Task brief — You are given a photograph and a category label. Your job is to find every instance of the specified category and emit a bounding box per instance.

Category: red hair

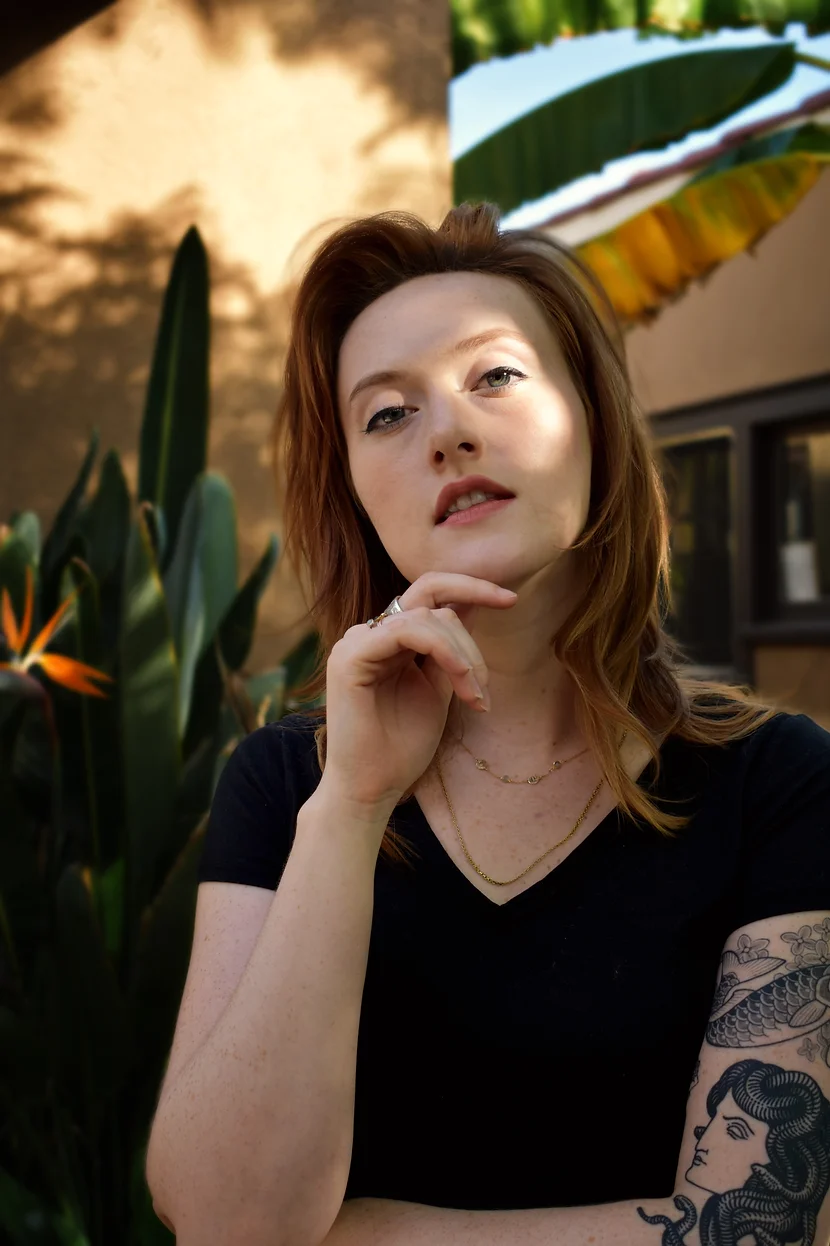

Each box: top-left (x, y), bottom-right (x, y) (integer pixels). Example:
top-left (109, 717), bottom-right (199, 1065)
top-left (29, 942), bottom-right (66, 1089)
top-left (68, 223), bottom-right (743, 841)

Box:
top-left (272, 202), bottom-right (775, 866)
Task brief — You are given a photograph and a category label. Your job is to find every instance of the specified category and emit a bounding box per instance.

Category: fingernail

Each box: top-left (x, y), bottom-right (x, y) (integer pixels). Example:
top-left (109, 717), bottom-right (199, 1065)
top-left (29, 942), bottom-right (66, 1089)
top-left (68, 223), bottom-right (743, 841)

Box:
top-left (476, 686), bottom-right (491, 712)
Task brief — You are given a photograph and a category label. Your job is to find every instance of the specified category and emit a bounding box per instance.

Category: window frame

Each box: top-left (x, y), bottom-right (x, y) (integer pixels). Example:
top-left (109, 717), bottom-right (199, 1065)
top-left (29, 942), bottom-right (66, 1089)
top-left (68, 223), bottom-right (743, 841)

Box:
top-left (649, 371), bottom-right (830, 684)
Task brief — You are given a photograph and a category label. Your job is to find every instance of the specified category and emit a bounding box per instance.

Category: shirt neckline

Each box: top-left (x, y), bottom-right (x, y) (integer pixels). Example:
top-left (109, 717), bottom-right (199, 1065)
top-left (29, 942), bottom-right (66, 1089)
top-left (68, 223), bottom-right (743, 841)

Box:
top-left (392, 739), bottom-right (673, 921)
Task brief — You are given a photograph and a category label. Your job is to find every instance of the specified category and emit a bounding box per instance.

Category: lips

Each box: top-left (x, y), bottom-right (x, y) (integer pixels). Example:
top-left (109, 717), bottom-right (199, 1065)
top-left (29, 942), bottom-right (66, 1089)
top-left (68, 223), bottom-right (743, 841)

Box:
top-left (433, 475), bottom-right (515, 524)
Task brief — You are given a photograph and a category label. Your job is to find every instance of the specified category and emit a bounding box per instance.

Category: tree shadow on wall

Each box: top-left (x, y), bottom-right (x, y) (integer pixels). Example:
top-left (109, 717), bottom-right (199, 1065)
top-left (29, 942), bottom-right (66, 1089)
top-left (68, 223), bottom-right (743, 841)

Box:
top-left (0, 158), bottom-right (290, 565)
top-left (180, 0), bottom-right (449, 131)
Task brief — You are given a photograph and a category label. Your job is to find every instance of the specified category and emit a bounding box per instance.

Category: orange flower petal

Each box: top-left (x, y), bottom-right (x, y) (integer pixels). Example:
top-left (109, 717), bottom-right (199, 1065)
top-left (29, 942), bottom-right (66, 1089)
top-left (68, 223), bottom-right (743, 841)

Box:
top-left (1, 587), bottom-right (22, 654)
top-left (34, 653), bottom-right (114, 699)
top-left (28, 587), bottom-right (79, 657)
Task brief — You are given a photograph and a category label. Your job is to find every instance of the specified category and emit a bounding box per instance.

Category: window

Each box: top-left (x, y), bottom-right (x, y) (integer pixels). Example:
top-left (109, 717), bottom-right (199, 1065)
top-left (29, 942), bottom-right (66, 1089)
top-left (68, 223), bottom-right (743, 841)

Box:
top-left (650, 373), bottom-right (830, 682)
top-left (660, 436), bottom-right (733, 669)
top-left (773, 426), bottom-right (830, 611)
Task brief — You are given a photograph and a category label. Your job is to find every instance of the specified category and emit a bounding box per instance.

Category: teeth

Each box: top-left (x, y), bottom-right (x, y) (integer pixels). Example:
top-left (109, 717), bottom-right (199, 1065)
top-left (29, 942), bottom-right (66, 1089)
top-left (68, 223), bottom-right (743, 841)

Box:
top-left (444, 489), bottom-right (497, 519)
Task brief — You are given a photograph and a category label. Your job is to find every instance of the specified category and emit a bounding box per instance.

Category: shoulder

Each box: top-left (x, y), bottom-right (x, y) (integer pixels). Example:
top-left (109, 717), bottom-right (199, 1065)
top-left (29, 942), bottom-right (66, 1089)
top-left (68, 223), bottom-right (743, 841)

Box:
top-left (198, 711), bottom-right (325, 889)
top-left (226, 710), bottom-right (324, 790)
top-left (656, 707), bottom-right (830, 822)
top-left (740, 710), bottom-right (830, 823)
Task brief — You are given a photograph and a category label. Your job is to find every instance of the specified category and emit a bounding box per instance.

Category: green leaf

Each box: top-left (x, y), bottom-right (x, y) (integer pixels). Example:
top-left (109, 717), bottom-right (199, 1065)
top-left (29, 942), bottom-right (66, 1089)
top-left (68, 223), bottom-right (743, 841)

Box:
top-left (130, 820), bottom-right (205, 1130)
top-left (54, 866), bottom-right (129, 1129)
top-left (218, 534), bottom-right (279, 671)
top-left (450, 0), bottom-right (830, 75)
top-left (138, 227), bottom-right (210, 567)
top-left (40, 430), bottom-right (99, 614)
top-left (162, 473), bottom-right (238, 738)
top-left (97, 858), bottom-right (125, 962)
top-left (453, 43), bottom-right (797, 214)
top-left (282, 630), bottom-right (324, 709)
top-left (244, 667), bottom-right (286, 725)
top-left (688, 119), bottom-right (830, 181)
top-left (0, 1164), bottom-right (90, 1246)
top-left (120, 512), bottom-right (181, 951)
top-left (56, 560), bottom-right (108, 869)
top-left (11, 512), bottom-right (41, 566)
top-left (77, 450), bottom-right (131, 586)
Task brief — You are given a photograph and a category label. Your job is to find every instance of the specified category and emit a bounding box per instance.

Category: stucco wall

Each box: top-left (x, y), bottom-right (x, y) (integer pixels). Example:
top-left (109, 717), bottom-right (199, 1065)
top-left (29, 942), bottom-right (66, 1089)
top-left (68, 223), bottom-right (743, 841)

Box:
top-left (755, 646), bottom-right (830, 732)
top-left (0, 0), bottom-right (451, 671)
top-left (626, 169), bottom-right (830, 416)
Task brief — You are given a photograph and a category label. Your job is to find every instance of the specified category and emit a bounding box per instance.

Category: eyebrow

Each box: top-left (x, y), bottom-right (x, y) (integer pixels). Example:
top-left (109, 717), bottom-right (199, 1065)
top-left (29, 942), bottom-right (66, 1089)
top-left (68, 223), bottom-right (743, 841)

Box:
top-left (347, 327), bottom-right (532, 406)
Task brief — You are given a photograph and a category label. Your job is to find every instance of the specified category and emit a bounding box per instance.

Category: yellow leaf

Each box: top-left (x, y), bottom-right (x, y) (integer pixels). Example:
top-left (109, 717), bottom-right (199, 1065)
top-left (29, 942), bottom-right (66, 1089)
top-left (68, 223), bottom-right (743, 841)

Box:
top-left (577, 154), bottom-right (830, 324)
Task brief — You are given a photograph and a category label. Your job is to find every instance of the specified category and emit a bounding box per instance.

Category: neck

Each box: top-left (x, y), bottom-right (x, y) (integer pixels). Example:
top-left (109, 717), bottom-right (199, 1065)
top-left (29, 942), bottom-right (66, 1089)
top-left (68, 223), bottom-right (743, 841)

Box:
top-left (450, 558), bottom-right (584, 751)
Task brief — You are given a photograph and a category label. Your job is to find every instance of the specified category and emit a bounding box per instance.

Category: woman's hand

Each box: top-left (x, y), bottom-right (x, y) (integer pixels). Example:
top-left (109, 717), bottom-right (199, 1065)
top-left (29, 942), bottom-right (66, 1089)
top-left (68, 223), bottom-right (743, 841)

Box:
top-left (320, 572), bottom-right (517, 821)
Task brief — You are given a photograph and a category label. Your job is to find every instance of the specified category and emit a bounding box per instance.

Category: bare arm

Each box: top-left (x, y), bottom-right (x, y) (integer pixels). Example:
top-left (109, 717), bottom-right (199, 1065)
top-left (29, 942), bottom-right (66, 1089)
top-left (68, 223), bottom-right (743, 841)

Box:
top-left (145, 781), bottom-right (391, 1246)
top-left (320, 909), bottom-right (830, 1246)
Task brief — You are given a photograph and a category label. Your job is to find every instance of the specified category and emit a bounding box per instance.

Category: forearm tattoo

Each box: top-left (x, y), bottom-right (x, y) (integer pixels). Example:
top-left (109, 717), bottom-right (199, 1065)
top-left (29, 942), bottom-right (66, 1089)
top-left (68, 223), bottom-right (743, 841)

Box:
top-left (636, 920), bottom-right (830, 1245)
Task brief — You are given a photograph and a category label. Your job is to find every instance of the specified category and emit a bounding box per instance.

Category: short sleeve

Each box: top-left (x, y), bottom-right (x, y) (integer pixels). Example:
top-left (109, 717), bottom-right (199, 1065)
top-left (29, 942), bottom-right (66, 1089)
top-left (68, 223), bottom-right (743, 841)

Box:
top-left (197, 715), bottom-right (322, 891)
top-left (734, 711), bottom-right (830, 929)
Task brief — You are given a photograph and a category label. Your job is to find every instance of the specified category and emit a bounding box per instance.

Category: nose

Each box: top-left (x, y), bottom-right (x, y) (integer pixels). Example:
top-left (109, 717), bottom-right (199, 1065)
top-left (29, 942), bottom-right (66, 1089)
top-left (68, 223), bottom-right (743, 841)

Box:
top-left (426, 390), bottom-right (481, 463)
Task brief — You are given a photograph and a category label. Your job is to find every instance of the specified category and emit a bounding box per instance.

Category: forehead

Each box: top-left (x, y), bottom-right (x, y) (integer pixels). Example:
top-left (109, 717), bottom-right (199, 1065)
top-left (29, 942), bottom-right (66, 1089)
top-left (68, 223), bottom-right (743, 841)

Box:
top-left (337, 270), bottom-right (555, 395)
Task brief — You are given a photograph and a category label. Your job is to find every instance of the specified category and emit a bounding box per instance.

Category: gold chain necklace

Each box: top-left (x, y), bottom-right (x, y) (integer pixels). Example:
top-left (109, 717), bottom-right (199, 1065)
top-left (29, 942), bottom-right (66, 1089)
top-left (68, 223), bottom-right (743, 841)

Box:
top-left (452, 715), bottom-right (588, 785)
top-left (434, 751), bottom-right (604, 886)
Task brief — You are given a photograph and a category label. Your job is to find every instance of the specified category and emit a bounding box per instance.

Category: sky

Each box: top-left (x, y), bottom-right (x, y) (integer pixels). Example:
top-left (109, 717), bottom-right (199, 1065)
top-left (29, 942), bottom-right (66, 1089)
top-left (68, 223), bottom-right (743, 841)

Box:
top-left (449, 25), bottom-right (830, 227)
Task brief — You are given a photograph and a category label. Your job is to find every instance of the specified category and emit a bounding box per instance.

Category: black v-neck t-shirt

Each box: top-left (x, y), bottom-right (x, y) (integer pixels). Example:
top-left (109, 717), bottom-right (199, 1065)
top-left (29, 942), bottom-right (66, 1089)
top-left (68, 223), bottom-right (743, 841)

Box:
top-left (196, 709), bottom-right (830, 1209)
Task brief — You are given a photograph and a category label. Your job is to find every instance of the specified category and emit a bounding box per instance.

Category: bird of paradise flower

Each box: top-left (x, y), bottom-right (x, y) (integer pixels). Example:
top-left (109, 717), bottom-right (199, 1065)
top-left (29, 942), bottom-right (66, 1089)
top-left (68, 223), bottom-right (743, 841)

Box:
top-left (0, 564), bottom-right (113, 699)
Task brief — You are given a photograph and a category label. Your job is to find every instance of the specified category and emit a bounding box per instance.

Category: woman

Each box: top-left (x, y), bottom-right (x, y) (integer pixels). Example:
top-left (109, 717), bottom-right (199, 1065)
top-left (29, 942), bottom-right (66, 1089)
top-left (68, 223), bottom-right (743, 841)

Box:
top-left (145, 204), bottom-right (830, 1246)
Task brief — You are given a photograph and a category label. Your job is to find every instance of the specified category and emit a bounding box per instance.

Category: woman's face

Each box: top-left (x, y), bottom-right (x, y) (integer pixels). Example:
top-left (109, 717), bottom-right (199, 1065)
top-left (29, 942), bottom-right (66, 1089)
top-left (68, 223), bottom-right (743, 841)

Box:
top-left (336, 271), bottom-right (592, 593)
top-left (685, 1090), bottom-right (770, 1194)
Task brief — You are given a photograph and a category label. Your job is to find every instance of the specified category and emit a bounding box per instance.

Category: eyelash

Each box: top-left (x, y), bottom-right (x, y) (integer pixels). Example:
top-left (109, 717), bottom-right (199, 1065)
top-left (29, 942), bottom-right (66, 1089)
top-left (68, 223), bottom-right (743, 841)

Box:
top-left (363, 365), bottom-right (526, 434)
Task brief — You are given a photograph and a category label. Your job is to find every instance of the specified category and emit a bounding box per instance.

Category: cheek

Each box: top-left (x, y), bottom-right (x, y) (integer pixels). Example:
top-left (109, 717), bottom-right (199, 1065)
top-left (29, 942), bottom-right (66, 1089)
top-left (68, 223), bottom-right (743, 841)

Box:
top-left (350, 455), bottom-right (409, 525)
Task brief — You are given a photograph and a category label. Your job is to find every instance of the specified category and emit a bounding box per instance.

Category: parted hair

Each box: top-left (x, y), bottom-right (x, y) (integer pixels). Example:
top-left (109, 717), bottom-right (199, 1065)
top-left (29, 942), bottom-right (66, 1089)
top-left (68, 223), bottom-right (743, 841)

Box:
top-left (272, 201), bottom-right (777, 867)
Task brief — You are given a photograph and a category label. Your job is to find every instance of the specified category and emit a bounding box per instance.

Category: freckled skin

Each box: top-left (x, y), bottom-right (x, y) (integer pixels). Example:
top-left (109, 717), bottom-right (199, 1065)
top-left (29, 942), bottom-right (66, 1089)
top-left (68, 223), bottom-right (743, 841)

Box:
top-left (336, 271), bottom-right (592, 597)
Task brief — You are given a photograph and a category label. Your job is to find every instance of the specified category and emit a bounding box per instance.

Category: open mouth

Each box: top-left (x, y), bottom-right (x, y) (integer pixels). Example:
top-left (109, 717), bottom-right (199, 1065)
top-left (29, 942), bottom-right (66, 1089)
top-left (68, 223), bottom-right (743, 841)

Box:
top-left (436, 493), bottom-right (515, 524)
top-left (437, 496), bottom-right (515, 526)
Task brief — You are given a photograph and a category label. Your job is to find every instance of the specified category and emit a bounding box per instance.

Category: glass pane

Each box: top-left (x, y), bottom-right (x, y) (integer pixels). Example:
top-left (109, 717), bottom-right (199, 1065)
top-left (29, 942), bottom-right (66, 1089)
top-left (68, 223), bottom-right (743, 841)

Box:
top-left (774, 428), bottom-right (830, 606)
top-left (661, 437), bottom-right (733, 667)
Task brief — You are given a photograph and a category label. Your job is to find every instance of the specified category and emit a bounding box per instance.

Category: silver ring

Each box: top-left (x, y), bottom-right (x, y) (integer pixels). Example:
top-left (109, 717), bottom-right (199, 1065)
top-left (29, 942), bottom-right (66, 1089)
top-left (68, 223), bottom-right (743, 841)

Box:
top-left (366, 596), bottom-right (404, 628)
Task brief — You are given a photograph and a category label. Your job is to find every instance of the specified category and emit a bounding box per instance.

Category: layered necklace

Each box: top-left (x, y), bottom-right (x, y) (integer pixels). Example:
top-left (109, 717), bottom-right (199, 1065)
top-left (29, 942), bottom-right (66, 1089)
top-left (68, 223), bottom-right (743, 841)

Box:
top-left (433, 710), bottom-right (624, 888)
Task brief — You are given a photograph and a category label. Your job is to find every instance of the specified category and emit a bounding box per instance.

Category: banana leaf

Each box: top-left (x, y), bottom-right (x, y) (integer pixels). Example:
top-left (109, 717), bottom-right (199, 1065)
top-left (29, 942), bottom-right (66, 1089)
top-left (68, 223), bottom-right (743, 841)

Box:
top-left (451, 0), bottom-right (830, 75)
top-left (138, 228), bottom-right (209, 567)
top-left (576, 143), bottom-right (830, 322)
top-left (454, 43), bottom-right (796, 214)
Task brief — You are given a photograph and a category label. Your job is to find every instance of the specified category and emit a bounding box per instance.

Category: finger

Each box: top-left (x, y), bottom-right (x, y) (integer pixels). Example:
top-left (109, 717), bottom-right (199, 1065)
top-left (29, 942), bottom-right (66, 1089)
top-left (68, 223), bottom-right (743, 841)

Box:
top-left (338, 611), bottom-right (487, 708)
top-left (431, 606), bottom-right (489, 689)
top-left (399, 572), bottom-right (516, 613)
